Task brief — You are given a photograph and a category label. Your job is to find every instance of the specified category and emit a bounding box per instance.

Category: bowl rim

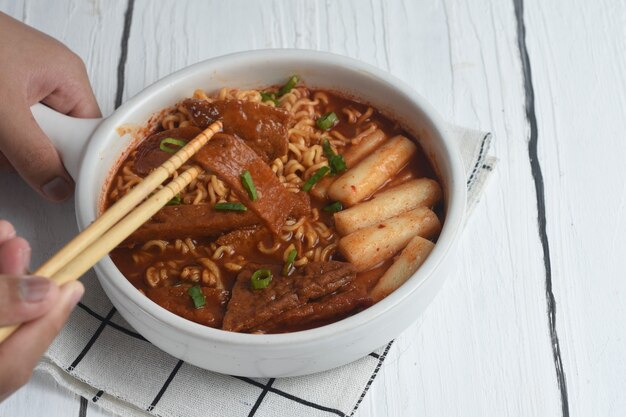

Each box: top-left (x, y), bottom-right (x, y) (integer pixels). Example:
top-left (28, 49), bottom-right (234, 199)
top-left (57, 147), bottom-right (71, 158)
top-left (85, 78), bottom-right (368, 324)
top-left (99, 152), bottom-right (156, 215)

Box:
top-left (77, 48), bottom-right (467, 347)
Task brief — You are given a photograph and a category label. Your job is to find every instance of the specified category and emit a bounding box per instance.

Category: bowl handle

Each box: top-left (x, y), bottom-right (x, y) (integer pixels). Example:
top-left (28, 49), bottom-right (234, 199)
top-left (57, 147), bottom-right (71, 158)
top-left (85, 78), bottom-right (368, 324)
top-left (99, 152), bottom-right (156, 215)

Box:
top-left (30, 103), bottom-right (103, 180)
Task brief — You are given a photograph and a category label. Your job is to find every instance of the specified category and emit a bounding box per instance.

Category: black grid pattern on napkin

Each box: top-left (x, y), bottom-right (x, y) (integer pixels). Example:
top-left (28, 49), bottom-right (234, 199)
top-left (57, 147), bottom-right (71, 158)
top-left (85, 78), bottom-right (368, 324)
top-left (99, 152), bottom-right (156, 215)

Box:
top-left (147, 360), bottom-right (184, 412)
top-left (68, 301), bottom-right (393, 416)
top-left (466, 133), bottom-right (492, 193)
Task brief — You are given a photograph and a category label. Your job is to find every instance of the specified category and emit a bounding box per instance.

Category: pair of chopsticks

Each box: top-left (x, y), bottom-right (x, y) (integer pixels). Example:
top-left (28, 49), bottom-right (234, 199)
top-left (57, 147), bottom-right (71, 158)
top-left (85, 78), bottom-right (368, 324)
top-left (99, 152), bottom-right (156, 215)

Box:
top-left (0, 121), bottom-right (223, 343)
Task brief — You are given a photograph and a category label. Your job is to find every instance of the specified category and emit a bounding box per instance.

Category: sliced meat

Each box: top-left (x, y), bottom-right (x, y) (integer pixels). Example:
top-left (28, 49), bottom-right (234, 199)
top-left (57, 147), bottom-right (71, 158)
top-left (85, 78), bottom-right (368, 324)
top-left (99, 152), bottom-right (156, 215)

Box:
top-left (192, 133), bottom-right (308, 234)
top-left (126, 193), bottom-right (310, 245)
top-left (182, 98), bottom-right (290, 161)
top-left (222, 261), bottom-right (356, 332)
top-left (250, 283), bottom-right (371, 333)
top-left (251, 265), bottom-right (384, 333)
top-left (215, 227), bottom-right (281, 265)
top-left (290, 191), bottom-right (312, 218)
top-left (146, 285), bottom-right (229, 328)
top-left (133, 126), bottom-right (202, 175)
top-left (214, 227), bottom-right (274, 256)
top-left (215, 227), bottom-right (262, 247)
top-left (125, 204), bottom-right (259, 245)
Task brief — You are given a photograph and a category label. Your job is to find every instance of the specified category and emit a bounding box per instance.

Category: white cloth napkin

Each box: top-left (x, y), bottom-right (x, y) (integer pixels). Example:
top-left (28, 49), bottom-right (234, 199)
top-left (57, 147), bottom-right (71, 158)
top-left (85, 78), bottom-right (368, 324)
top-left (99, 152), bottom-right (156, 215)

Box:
top-left (36, 126), bottom-right (495, 417)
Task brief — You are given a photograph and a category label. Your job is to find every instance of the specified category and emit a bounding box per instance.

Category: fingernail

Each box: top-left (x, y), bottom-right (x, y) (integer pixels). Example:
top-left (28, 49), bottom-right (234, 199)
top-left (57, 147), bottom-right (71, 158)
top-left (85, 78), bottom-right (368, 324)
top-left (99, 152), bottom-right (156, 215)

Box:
top-left (19, 276), bottom-right (51, 302)
top-left (42, 177), bottom-right (72, 202)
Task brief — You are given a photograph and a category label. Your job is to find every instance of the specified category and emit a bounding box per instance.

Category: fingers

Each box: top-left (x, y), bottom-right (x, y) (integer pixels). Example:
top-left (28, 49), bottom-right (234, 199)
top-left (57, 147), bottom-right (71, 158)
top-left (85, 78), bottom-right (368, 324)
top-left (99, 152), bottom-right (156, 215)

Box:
top-left (0, 227), bottom-right (59, 326)
top-left (0, 221), bottom-right (28, 274)
top-left (0, 13), bottom-right (101, 202)
top-left (0, 151), bottom-right (14, 172)
top-left (0, 236), bottom-right (30, 274)
top-left (0, 275), bottom-right (59, 326)
top-left (0, 103), bottom-right (74, 202)
top-left (41, 60), bottom-right (102, 119)
top-left (0, 220), bottom-right (16, 244)
top-left (0, 281), bottom-right (83, 401)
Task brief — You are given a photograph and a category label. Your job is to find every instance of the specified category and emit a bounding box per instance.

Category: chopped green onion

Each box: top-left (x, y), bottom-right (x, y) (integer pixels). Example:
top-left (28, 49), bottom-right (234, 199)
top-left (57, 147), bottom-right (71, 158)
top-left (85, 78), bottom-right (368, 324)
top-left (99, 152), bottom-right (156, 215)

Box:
top-left (214, 202), bottom-right (247, 212)
top-left (316, 112), bottom-right (339, 131)
top-left (260, 91), bottom-right (279, 106)
top-left (278, 75), bottom-right (299, 97)
top-left (166, 194), bottom-right (182, 206)
top-left (322, 138), bottom-right (334, 157)
top-left (187, 285), bottom-right (206, 309)
top-left (329, 154), bottom-right (346, 175)
top-left (322, 139), bottom-right (347, 175)
top-left (159, 137), bottom-right (187, 154)
top-left (261, 74), bottom-right (299, 104)
top-left (283, 249), bottom-right (298, 276)
top-left (322, 201), bottom-right (343, 213)
top-left (302, 166), bottom-right (330, 192)
top-left (251, 268), bottom-right (273, 290)
top-left (240, 170), bottom-right (258, 201)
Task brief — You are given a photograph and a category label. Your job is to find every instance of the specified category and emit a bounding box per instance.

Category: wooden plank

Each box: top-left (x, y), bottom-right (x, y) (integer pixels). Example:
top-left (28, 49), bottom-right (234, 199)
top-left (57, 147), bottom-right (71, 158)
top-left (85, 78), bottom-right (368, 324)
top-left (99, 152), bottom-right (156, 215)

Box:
top-left (123, 1), bottom-right (561, 416)
top-left (361, 0), bottom-right (563, 414)
top-left (0, 0), bottom-right (578, 416)
top-left (1, 373), bottom-right (82, 417)
top-left (523, 1), bottom-right (626, 416)
top-left (0, 1), bottom-right (127, 416)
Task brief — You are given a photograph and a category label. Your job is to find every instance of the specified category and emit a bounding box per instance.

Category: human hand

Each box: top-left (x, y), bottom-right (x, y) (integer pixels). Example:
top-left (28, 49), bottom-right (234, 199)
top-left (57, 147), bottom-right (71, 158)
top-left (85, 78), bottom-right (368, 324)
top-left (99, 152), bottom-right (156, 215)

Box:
top-left (0, 220), bottom-right (84, 402)
top-left (0, 12), bottom-right (101, 202)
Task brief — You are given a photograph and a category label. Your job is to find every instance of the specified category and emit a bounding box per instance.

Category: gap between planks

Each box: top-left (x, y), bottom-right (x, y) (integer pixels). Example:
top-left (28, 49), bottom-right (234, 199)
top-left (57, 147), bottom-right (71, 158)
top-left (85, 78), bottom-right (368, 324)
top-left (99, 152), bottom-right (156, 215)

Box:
top-left (513, 0), bottom-right (570, 416)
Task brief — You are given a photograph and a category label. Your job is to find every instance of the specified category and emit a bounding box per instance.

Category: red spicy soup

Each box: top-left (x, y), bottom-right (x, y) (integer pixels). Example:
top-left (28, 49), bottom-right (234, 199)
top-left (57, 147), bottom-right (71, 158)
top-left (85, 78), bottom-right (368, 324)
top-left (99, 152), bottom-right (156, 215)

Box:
top-left (105, 82), bottom-right (442, 334)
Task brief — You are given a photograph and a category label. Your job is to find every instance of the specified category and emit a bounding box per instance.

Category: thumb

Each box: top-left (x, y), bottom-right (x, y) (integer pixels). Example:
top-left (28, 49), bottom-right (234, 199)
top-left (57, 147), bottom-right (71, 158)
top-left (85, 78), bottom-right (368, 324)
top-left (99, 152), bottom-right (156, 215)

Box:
top-left (0, 101), bottom-right (73, 202)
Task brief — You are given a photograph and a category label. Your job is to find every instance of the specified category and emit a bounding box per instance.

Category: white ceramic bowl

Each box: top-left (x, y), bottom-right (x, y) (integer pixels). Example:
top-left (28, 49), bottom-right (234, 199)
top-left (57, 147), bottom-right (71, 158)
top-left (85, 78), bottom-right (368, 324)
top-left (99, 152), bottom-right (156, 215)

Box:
top-left (33, 49), bottom-right (466, 377)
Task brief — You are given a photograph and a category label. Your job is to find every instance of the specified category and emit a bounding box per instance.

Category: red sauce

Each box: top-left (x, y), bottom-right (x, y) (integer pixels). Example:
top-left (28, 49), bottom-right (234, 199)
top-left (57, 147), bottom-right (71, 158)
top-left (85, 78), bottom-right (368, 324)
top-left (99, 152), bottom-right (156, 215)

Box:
top-left (105, 88), bottom-right (442, 333)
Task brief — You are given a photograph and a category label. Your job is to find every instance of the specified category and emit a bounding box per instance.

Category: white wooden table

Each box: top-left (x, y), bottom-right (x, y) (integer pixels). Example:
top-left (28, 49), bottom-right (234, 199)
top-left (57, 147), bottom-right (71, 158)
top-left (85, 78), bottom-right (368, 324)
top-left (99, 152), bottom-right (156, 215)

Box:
top-left (1, 0), bottom-right (625, 416)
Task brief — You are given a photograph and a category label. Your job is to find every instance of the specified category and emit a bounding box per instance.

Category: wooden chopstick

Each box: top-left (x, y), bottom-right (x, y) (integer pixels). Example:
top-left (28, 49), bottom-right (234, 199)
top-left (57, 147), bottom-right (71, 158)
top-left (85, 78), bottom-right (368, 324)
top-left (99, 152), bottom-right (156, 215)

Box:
top-left (50, 166), bottom-right (201, 285)
top-left (0, 122), bottom-right (222, 344)
top-left (0, 167), bottom-right (201, 343)
top-left (36, 121), bottom-right (222, 278)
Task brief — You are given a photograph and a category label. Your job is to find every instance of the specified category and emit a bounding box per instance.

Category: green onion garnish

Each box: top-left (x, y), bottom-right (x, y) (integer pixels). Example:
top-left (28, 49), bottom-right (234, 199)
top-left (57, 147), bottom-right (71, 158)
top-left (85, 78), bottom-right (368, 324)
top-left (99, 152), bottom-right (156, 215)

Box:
top-left (166, 194), bottom-right (182, 206)
top-left (260, 91), bottom-right (279, 106)
top-left (240, 170), bottom-right (258, 201)
top-left (251, 268), bottom-right (273, 290)
top-left (316, 112), bottom-right (339, 131)
top-left (330, 155), bottom-right (347, 174)
top-left (187, 285), bottom-right (206, 309)
top-left (214, 202), bottom-right (247, 212)
top-left (159, 137), bottom-right (187, 154)
top-left (322, 139), bottom-right (347, 175)
top-left (283, 249), bottom-right (298, 276)
top-left (260, 74), bottom-right (299, 104)
top-left (302, 166), bottom-right (330, 192)
top-left (322, 201), bottom-right (343, 213)
top-left (278, 75), bottom-right (299, 97)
